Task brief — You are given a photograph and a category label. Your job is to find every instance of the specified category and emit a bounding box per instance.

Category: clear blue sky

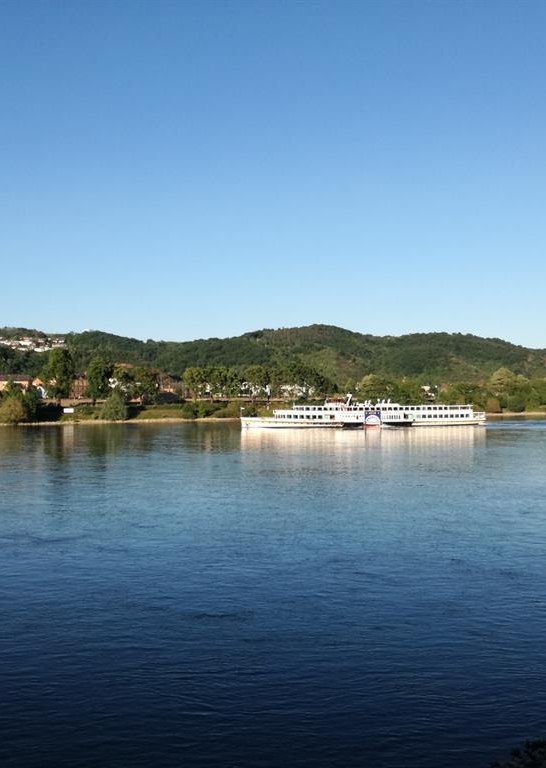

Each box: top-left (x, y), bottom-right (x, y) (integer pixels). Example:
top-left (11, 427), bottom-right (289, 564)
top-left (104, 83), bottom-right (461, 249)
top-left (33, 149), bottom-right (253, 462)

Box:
top-left (1, 0), bottom-right (545, 346)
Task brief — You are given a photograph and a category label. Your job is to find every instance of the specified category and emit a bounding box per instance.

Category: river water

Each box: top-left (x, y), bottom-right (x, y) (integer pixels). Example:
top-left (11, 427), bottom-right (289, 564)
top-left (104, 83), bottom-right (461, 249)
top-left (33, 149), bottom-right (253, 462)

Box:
top-left (1, 421), bottom-right (545, 767)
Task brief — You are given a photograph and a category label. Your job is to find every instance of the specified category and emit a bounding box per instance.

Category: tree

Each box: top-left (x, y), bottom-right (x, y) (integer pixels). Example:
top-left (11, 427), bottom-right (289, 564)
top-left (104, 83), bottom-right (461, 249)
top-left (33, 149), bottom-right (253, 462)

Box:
top-left (132, 367), bottom-right (159, 403)
top-left (485, 396), bottom-right (502, 413)
top-left (397, 379), bottom-right (428, 405)
top-left (22, 387), bottom-right (40, 420)
top-left (244, 365), bottom-right (270, 391)
top-left (85, 356), bottom-right (113, 405)
top-left (506, 393), bottom-right (526, 412)
top-left (182, 367), bottom-right (206, 399)
top-left (0, 394), bottom-right (27, 424)
top-left (0, 383), bottom-right (39, 423)
top-left (43, 348), bottom-right (75, 401)
top-left (111, 365), bottom-right (135, 396)
top-left (438, 382), bottom-right (486, 407)
top-left (489, 368), bottom-right (520, 396)
top-left (99, 389), bottom-right (128, 421)
top-left (224, 368), bottom-right (242, 397)
top-left (357, 374), bottom-right (399, 403)
top-left (206, 365), bottom-right (228, 397)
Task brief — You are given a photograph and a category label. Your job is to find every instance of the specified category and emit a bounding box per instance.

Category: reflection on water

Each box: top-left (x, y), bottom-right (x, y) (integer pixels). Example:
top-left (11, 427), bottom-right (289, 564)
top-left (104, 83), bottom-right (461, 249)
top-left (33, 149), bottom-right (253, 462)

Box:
top-left (240, 424), bottom-right (485, 453)
top-left (241, 425), bottom-right (485, 475)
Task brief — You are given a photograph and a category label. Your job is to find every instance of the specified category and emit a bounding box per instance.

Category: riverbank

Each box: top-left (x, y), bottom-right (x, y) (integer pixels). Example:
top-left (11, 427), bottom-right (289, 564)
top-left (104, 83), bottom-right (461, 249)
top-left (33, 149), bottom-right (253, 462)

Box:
top-left (487, 411), bottom-right (546, 417)
top-left (2, 417), bottom-right (241, 427)
top-left (3, 413), bottom-right (546, 427)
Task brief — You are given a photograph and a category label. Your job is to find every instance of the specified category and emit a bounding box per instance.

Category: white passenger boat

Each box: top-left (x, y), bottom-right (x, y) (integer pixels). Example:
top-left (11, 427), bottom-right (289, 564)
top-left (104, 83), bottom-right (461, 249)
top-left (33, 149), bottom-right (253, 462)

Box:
top-left (240, 395), bottom-right (485, 429)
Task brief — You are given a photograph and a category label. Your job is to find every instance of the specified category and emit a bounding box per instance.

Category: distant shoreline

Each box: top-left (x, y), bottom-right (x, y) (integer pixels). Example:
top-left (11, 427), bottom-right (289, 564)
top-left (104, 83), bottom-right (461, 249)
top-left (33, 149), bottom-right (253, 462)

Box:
top-left (2, 413), bottom-right (546, 428)
top-left (0, 417), bottom-right (241, 427)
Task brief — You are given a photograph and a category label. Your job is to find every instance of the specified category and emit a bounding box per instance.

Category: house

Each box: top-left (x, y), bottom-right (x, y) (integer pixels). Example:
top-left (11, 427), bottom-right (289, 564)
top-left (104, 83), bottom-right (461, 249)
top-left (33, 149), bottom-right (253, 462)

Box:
top-left (69, 375), bottom-right (88, 399)
top-left (32, 378), bottom-right (48, 398)
top-left (158, 372), bottom-right (178, 394)
top-left (0, 374), bottom-right (32, 393)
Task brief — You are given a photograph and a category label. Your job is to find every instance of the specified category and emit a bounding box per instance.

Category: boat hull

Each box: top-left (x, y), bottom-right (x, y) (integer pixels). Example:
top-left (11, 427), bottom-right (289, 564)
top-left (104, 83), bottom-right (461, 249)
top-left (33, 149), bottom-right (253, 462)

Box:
top-left (241, 417), bottom-right (341, 429)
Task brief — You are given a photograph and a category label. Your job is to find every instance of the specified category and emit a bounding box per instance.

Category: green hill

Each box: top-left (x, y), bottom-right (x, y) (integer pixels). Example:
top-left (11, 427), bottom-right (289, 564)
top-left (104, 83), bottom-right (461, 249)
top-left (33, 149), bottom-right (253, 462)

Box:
top-left (2, 324), bottom-right (545, 385)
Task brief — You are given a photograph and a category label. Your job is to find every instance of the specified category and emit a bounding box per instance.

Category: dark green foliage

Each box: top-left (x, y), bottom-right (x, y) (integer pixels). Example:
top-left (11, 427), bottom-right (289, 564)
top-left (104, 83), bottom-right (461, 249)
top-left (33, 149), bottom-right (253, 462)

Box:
top-left (212, 401), bottom-right (244, 418)
top-left (73, 405), bottom-right (97, 419)
top-left (43, 325), bottom-right (543, 385)
top-left (196, 401), bottom-right (222, 419)
top-left (485, 396), bottom-right (502, 413)
top-left (507, 393), bottom-right (526, 412)
top-left (43, 348), bottom-right (75, 400)
top-left (85, 356), bottom-right (113, 403)
top-left (132, 367), bottom-right (160, 403)
top-left (0, 394), bottom-right (27, 424)
top-left (22, 387), bottom-right (40, 420)
top-left (99, 390), bottom-right (128, 421)
top-left (4, 326), bottom-right (546, 414)
top-left (0, 346), bottom-right (43, 377)
top-left (240, 404), bottom-right (258, 417)
top-left (0, 383), bottom-right (40, 423)
top-left (179, 402), bottom-right (198, 419)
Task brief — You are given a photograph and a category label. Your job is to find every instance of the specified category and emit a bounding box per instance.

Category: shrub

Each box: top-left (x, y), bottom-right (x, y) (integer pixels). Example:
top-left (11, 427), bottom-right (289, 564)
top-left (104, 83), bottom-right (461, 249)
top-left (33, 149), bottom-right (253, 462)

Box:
top-left (99, 390), bottom-right (128, 421)
top-left (0, 396), bottom-right (27, 424)
top-left (196, 401), bottom-right (221, 418)
top-left (213, 402), bottom-right (243, 418)
top-left (485, 397), bottom-right (502, 413)
top-left (74, 405), bottom-right (97, 419)
top-left (180, 402), bottom-right (198, 419)
top-left (506, 393), bottom-right (526, 413)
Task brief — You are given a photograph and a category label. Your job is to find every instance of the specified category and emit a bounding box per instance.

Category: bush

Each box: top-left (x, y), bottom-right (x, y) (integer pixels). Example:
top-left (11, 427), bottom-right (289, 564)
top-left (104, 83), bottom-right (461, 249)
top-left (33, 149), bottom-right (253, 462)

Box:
top-left (196, 401), bottom-right (222, 418)
top-left (213, 402), bottom-right (243, 418)
top-left (99, 390), bottom-right (128, 421)
top-left (485, 397), bottom-right (502, 413)
top-left (74, 405), bottom-right (98, 419)
top-left (22, 387), bottom-right (40, 420)
top-left (180, 402), bottom-right (198, 419)
top-left (506, 393), bottom-right (526, 413)
top-left (0, 396), bottom-right (27, 424)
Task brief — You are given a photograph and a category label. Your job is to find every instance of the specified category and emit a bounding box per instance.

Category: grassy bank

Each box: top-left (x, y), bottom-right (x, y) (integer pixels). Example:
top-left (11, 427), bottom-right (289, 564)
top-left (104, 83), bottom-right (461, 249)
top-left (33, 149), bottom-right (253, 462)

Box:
top-left (51, 401), bottom-right (245, 424)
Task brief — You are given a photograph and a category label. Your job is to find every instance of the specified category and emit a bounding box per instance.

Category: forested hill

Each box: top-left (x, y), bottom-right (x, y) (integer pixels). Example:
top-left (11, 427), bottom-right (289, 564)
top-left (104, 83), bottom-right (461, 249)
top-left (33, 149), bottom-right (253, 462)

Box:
top-left (1, 324), bottom-right (546, 383)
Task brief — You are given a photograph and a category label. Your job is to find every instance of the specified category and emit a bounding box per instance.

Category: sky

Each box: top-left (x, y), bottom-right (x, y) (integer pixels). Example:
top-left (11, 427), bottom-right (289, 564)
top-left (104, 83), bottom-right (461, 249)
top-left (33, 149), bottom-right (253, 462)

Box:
top-left (1, 0), bottom-right (545, 347)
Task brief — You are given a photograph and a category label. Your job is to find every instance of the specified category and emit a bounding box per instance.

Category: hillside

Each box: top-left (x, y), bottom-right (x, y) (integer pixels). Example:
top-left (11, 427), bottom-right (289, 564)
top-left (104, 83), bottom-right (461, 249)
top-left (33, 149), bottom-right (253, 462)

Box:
top-left (2, 324), bottom-right (546, 384)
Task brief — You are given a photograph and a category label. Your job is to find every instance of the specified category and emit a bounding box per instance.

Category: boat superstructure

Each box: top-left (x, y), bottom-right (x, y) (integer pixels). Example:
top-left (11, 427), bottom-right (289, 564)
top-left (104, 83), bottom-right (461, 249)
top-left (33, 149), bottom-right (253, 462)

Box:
top-left (240, 395), bottom-right (485, 429)
top-left (241, 401), bottom-right (345, 429)
top-left (372, 401), bottom-right (485, 427)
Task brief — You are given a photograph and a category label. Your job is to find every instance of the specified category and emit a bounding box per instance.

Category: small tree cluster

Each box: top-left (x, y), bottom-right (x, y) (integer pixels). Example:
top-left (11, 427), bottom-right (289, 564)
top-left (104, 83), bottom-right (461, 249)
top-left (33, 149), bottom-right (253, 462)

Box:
top-left (0, 383), bottom-right (40, 424)
top-left (439, 368), bottom-right (546, 412)
top-left (111, 365), bottom-right (160, 403)
top-left (99, 389), bottom-right (128, 421)
top-left (181, 363), bottom-right (334, 400)
top-left (43, 348), bottom-right (75, 401)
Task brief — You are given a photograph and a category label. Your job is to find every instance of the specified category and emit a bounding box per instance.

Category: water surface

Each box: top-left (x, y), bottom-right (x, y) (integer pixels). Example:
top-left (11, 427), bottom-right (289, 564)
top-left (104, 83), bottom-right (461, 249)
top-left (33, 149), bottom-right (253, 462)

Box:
top-left (1, 422), bottom-right (546, 767)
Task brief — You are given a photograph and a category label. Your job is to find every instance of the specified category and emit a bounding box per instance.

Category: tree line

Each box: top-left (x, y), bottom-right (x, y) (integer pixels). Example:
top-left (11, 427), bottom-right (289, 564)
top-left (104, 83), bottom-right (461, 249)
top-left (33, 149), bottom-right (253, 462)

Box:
top-left (1, 347), bottom-right (546, 424)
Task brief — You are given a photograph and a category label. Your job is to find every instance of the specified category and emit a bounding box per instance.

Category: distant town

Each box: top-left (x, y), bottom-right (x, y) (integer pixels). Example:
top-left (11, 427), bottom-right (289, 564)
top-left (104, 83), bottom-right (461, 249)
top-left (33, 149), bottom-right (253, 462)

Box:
top-left (0, 333), bottom-right (66, 354)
